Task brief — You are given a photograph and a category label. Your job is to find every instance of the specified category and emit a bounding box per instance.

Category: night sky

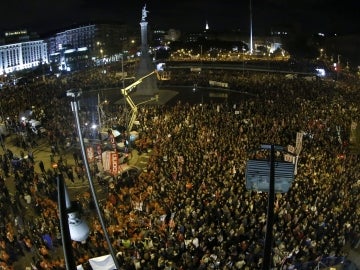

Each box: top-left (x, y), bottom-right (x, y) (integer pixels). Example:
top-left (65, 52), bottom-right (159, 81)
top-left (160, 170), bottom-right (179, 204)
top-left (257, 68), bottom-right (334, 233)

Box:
top-left (0, 0), bottom-right (359, 35)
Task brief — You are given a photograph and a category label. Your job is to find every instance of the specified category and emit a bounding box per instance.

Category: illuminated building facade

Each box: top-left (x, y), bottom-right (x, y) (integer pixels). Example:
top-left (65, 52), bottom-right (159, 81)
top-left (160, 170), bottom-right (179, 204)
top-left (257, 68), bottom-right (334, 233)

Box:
top-left (0, 23), bottom-right (134, 75)
top-left (47, 23), bottom-right (133, 71)
top-left (0, 40), bottom-right (48, 75)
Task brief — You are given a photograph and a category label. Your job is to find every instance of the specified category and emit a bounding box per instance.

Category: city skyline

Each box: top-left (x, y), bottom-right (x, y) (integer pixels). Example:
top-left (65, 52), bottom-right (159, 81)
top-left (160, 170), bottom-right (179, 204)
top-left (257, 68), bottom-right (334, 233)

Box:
top-left (0, 0), bottom-right (359, 36)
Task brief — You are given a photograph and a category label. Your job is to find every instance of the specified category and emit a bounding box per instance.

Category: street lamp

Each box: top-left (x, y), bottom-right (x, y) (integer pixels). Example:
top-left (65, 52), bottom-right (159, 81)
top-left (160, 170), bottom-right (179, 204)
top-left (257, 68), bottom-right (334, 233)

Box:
top-left (66, 89), bottom-right (121, 270)
top-left (245, 144), bottom-right (295, 269)
top-left (121, 54), bottom-right (125, 89)
top-left (242, 46), bottom-right (246, 76)
top-left (119, 54), bottom-right (129, 150)
top-left (57, 173), bottom-right (89, 269)
top-left (97, 95), bottom-right (109, 131)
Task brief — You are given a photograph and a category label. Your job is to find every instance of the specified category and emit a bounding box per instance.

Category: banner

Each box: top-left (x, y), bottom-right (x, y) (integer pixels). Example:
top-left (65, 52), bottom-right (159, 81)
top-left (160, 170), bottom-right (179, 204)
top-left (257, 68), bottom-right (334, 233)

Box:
top-left (190, 67), bottom-right (201, 72)
top-left (284, 154), bottom-right (295, 163)
top-left (111, 152), bottom-right (118, 175)
top-left (97, 144), bottom-right (102, 162)
top-left (102, 151), bottom-right (111, 171)
top-left (109, 133), bottom-right (116, 150)
top-left (209, 92), bottom-right (228, 98)
top-left (88, 254), bottom-right (116, 270)
top-left (86, 146), bottom-right (94, 163)
top-left (102, 151), bottom-right (120, 174)
top-left (115, 71), bottom-right (127, 78)
top-left (287, 145), bottom-right (296, 154)
top-left (284, 144), bottom-right (302, 175)
top-left (209, 80), bottom-right (229, 88)
top-left (295, 132), bottom-right (304, 155)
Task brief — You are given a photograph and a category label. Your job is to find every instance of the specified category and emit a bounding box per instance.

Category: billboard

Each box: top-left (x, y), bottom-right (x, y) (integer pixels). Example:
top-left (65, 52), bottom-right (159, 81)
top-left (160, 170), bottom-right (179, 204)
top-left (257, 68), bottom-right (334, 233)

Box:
top-left (245, 159), bottom-right (295, 193)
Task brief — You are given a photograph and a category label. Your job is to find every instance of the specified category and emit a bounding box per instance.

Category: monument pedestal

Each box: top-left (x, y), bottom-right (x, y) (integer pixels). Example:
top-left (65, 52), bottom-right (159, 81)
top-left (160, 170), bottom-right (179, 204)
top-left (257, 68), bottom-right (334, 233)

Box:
top-left (136, 19), bottom-right (157, 96)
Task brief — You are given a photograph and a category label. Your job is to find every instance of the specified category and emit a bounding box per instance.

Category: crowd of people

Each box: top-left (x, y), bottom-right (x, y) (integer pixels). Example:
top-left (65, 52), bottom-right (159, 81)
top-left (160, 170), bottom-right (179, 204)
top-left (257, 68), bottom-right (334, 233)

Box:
top-left (0, 63), bottom-right (359, 269)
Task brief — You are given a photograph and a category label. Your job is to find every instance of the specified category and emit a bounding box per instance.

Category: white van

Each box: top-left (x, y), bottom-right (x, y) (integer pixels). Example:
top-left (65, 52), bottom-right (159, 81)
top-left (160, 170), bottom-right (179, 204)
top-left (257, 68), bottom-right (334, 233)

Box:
top-left (28, 119), bottom-right (46, 135)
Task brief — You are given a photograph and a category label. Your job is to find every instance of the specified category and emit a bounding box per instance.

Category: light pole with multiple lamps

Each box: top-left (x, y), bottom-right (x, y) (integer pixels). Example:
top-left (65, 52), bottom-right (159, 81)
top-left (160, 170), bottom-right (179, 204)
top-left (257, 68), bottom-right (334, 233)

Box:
top-left (57, 173), bottom-right (90, 269)
top-left (65, 89), bottom-right (121, 269)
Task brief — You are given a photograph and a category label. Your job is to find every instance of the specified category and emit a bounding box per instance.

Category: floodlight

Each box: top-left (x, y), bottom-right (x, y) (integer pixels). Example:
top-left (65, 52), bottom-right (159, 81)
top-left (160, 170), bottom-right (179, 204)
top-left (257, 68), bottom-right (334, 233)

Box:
top-left (62, 176), bottom-right (90, 242)
top-left (68, 212), bottom-right (89, 242)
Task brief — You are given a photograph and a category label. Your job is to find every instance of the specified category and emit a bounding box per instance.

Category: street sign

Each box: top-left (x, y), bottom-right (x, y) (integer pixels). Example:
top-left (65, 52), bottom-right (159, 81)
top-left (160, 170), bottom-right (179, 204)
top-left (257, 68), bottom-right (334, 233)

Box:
top-left (245, 159), bottom-right (295, 193)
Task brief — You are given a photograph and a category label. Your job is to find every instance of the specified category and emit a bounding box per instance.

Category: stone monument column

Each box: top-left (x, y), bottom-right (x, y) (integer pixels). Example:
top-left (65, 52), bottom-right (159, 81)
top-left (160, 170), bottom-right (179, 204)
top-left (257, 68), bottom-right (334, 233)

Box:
top-left (136, 4), bottom-right (158, 96)
top-left (140, 21), bottom-right (148, 54)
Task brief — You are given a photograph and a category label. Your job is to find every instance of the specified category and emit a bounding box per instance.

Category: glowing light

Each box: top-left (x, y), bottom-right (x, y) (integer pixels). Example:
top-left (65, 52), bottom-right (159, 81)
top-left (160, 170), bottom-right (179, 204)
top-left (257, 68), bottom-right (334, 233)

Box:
top-left (64, 49), bottom-right (76, 54)
top-left (315, 68), bottom-right (326, 77)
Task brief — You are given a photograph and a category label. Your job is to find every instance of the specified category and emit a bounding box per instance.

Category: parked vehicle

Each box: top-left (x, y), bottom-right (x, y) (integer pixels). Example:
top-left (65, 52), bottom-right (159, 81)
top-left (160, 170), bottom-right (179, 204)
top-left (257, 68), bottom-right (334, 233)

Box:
top-left (28, 119), bottom-right (47, 135)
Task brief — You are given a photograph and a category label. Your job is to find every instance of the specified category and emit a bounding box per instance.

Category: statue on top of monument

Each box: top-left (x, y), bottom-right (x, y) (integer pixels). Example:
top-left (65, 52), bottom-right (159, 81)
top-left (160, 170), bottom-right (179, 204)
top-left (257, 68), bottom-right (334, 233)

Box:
top-left (141, 4), bottom-right (149, 21)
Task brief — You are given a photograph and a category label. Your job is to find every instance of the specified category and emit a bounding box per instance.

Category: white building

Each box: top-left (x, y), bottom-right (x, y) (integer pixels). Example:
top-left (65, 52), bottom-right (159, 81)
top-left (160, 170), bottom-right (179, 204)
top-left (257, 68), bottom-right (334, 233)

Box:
top-left (0, 40), bottom-right (48, 75)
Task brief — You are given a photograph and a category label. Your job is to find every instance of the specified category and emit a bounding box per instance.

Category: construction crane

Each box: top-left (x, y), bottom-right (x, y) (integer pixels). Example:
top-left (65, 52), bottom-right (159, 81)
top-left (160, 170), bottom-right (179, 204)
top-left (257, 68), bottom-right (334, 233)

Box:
top-left (121, 69), bottom-right (170, 132)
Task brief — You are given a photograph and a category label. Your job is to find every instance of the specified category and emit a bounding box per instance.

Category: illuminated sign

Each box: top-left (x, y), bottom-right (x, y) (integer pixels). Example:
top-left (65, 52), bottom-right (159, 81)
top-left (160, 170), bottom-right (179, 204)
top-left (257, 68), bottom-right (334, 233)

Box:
top-left (5, 30), bottom-right (27, 37)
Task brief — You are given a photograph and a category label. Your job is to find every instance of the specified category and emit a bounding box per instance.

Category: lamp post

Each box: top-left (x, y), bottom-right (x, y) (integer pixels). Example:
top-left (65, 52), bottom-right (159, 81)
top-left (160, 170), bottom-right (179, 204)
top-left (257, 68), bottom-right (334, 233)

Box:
top-left (121, 54), bottom-right (125, 120)
top-left (242, 46), bottom-right (246, 76)
top-left (57, 172), bottom-right (90, 269)
top-left (97, 94), bottom-right (102, 131)
top-left (57, 173), bottom-right (77, 270)
top-left (262, 144), bottom-right (276, 270)
top-left (97, 95), bottom-right (109, 131)
top-left (121, 54), bottom-right (125, 89)
top-left (245, 144), bottom-right (295, 269)
top-left (67, 89), bottom-right (121, 270)
top-left (337, 54), bottom-right (341, 81)
top-left (120, 54), bottom-right (129, 152)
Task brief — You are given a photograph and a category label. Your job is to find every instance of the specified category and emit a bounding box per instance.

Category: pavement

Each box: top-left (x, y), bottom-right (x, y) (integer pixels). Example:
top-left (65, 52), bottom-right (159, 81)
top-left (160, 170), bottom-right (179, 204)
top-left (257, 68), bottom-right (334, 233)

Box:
top-left (1, 132), bottom-right (150, 194)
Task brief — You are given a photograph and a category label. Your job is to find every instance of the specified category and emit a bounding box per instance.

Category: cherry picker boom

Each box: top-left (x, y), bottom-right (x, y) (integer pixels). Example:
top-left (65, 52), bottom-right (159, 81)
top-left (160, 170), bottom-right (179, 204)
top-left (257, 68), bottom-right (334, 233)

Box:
top-left (121, 70), bottom-right (170, 132)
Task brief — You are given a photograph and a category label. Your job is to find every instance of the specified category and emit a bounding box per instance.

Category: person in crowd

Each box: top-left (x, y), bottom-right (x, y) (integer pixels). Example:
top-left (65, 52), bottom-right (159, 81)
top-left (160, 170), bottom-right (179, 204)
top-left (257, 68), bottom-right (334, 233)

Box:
top-left (0, 64), bottom-right (359, 269)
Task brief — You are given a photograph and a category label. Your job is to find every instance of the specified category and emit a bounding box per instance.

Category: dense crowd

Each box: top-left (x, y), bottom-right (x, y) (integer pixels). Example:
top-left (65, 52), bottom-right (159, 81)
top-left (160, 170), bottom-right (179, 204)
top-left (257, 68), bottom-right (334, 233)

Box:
top-left (0, 64), bottom-right (359, 269)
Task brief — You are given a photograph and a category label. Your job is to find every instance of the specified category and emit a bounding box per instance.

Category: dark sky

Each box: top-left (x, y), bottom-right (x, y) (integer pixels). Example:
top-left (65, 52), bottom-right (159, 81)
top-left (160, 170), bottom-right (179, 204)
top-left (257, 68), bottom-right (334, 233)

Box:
top-left (0, 0), bottom-right (359, 35)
